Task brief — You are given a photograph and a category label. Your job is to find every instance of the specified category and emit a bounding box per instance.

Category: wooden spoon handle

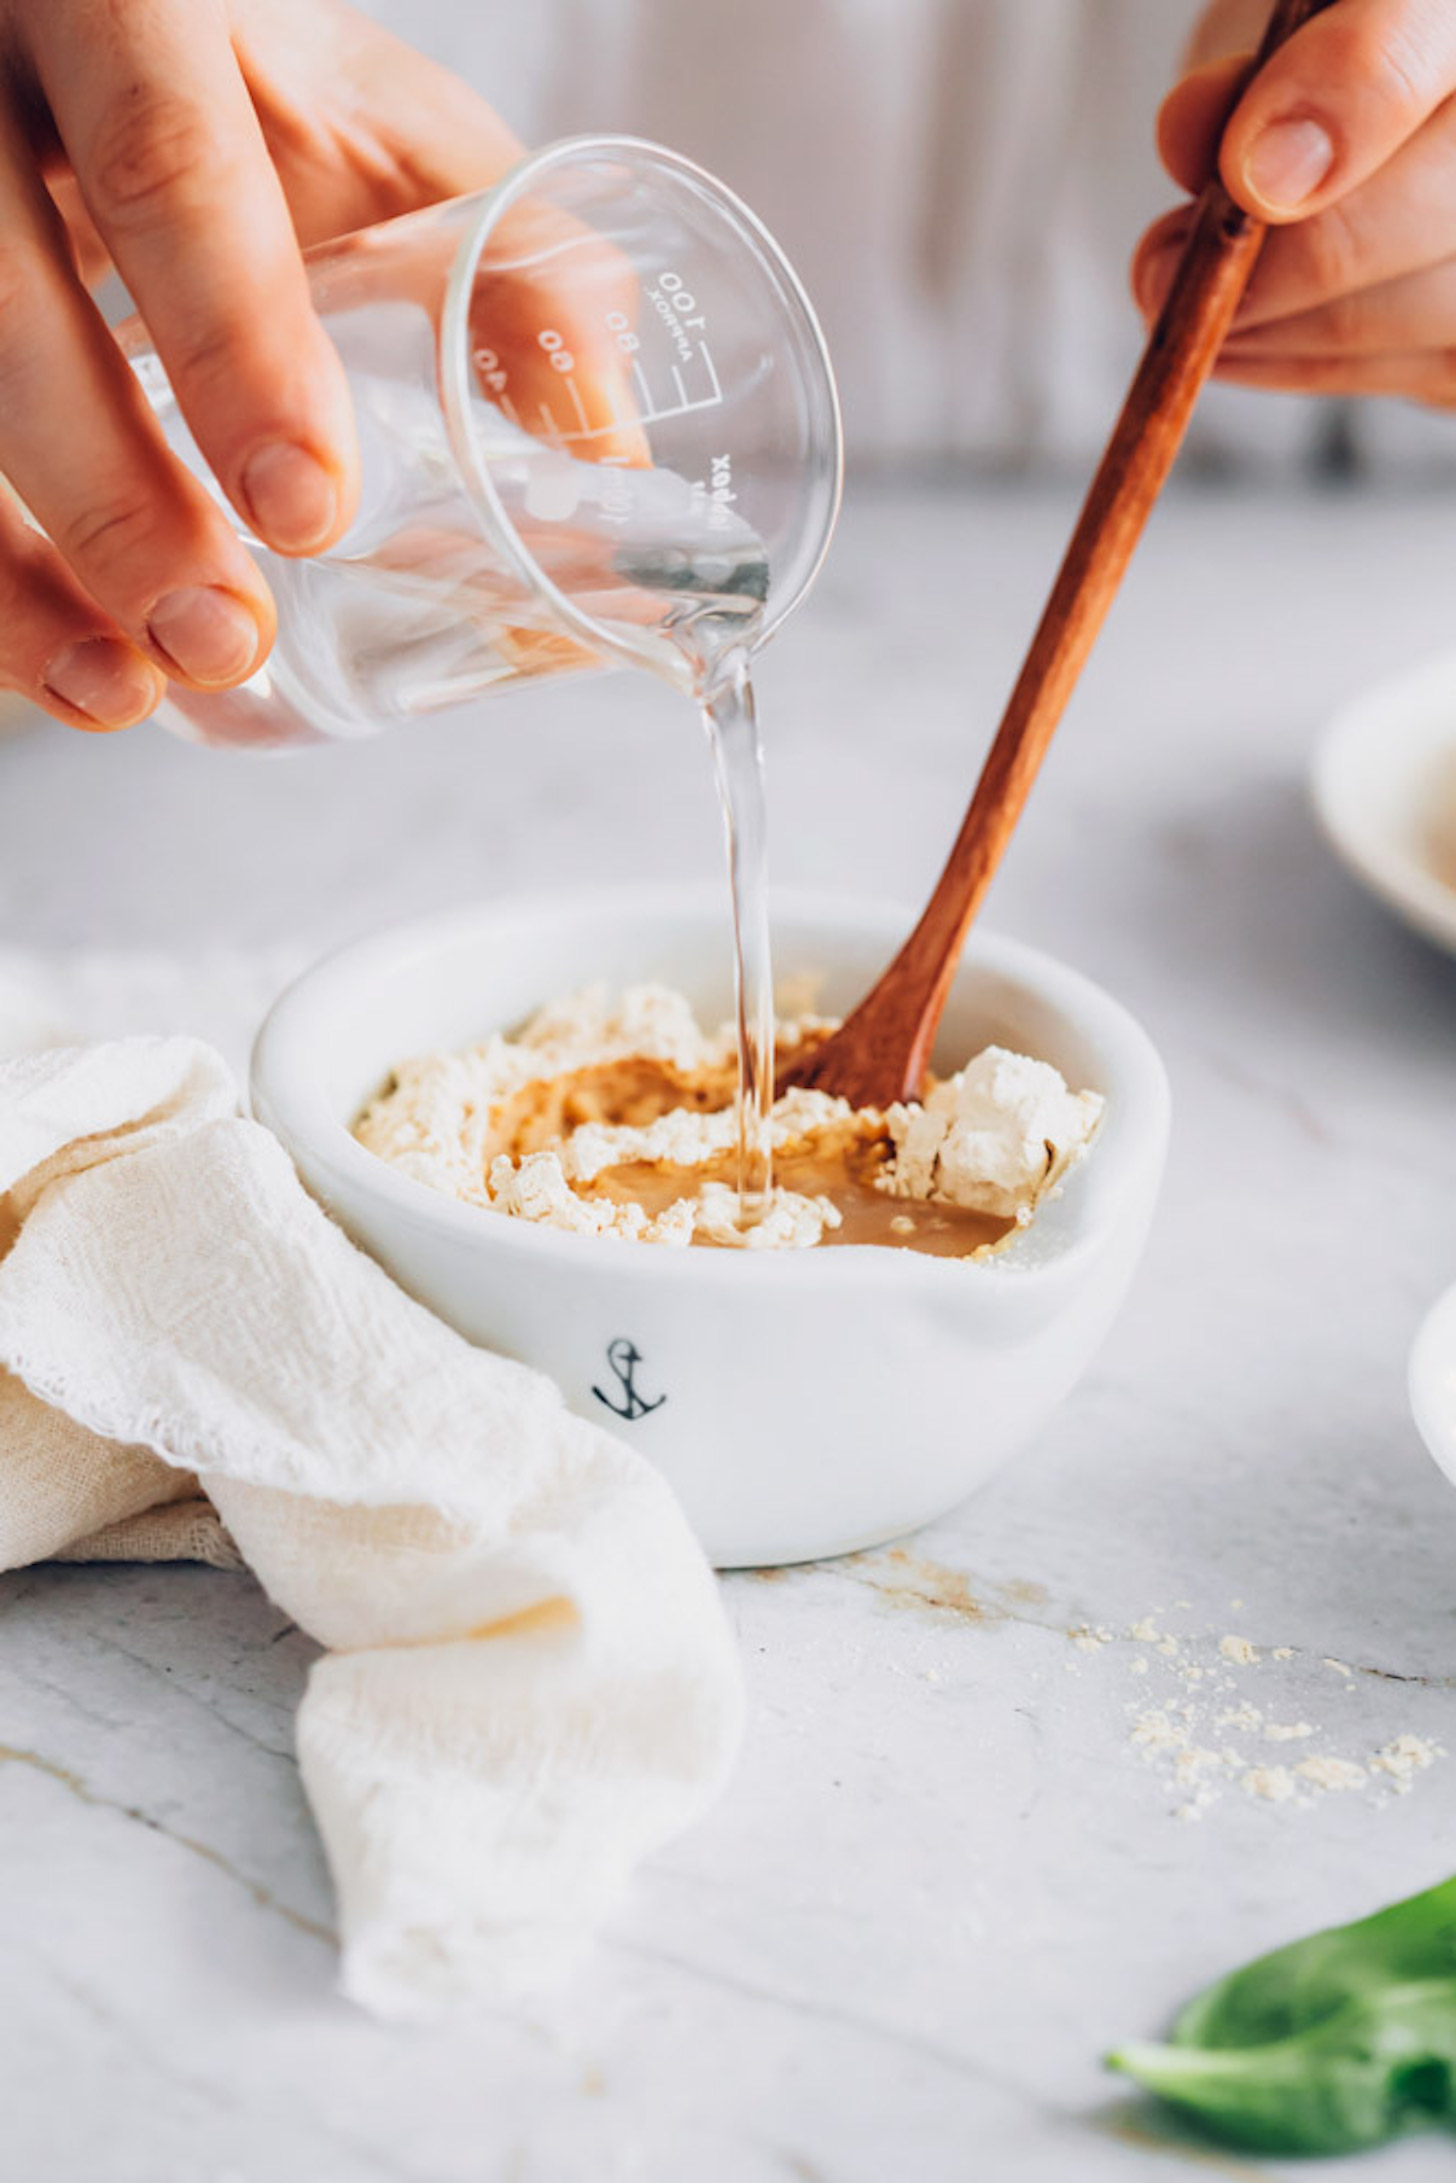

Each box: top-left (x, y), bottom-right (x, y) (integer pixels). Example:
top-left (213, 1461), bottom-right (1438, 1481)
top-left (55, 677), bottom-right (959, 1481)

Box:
top-left (851, 0), bottom-right (1334, 1098)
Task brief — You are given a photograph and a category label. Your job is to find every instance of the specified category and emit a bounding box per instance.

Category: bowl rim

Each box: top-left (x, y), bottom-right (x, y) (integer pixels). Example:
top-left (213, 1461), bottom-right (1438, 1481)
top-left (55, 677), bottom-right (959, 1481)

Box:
top-left (1311, 646), bottom-right (1456, 959)
top-left (249, 886), bottom-right (1171, 1291)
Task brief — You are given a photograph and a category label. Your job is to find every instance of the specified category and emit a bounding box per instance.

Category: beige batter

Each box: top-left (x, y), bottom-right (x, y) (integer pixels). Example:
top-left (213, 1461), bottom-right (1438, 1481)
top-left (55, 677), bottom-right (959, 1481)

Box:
top-left (355, 985), bottom-right (1104, 1254)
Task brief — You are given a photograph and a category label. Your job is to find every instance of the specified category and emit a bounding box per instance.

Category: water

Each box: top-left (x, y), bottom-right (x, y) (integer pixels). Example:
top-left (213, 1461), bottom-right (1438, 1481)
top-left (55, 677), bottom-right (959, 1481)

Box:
top-left (141, 359), bottom-right (771, 720)
top-left (698, 645), bottom-right (775, 1213)
top-left (592, 481), bottom-right (776, 1225)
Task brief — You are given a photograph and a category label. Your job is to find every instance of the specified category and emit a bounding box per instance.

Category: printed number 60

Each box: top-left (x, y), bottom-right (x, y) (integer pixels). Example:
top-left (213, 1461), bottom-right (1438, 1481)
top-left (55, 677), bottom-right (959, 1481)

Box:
top-left (537, 328), bottom-right (576, 374)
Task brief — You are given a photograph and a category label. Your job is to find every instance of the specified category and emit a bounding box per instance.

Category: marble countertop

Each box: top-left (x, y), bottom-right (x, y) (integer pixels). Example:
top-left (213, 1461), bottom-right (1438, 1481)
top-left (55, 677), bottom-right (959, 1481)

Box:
top-left (4, 479), bottom-right (1456, 2181)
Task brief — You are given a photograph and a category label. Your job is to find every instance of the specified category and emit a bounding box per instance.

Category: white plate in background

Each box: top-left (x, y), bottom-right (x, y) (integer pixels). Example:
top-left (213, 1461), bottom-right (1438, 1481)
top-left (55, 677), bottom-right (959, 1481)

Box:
top-left (1320, 669), bottom-right (1456, 1502)
top-left (1313, 649), bottom-right (1456, 957)
top-left (1411, 1282), bottom-right (1456, 1492)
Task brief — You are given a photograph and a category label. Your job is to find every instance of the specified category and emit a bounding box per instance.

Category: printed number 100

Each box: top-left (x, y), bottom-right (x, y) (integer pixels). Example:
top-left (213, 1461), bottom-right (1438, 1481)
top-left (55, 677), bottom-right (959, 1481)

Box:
top-left (657, 272), bottom-right (707, 332)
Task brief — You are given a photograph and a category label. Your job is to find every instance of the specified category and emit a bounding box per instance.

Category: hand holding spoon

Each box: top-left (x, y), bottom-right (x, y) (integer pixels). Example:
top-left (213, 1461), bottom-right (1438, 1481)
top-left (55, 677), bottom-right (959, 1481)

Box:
top-left (782, 0), bottom-right (1334, 1110)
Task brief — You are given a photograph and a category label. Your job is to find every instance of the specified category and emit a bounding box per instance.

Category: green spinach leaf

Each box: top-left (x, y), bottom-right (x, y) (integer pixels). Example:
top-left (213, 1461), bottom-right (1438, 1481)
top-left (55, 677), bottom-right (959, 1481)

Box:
top-left (1108, 1875), bottom-right (1456, 2155)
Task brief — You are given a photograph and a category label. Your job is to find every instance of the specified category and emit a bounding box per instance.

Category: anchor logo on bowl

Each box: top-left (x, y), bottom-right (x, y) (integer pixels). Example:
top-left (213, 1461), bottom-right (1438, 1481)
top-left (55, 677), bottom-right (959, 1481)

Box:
top-left (592, 1338), bottom-right (668, 1422)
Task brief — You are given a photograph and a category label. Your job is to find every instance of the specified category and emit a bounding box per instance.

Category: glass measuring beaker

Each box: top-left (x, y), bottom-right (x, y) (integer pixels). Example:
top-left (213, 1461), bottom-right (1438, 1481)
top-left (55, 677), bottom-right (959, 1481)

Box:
top-left (119, 135), bottom-right (843, 749)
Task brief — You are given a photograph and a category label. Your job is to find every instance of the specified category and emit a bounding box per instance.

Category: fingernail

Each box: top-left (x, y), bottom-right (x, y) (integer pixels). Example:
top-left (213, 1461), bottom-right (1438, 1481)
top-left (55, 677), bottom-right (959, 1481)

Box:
top-left (241, 441), bottom-right (339, 552)
top-left (1242, 117), bottom-right (1335, 212)
top-left (148, 586), bottom-right (264, 686)
top-left (43, 637), bottom-right (163, 729)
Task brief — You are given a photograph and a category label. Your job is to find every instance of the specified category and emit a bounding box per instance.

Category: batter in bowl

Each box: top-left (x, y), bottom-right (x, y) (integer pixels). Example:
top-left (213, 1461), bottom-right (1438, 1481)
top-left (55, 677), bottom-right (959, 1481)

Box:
top-left (355, 985), bottom-right (1103, 1255)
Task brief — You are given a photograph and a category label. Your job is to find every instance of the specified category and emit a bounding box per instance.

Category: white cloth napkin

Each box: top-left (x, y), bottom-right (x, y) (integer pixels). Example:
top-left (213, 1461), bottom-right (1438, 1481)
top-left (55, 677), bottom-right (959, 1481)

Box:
top-left (0, 964), bottom-right (743, 2018)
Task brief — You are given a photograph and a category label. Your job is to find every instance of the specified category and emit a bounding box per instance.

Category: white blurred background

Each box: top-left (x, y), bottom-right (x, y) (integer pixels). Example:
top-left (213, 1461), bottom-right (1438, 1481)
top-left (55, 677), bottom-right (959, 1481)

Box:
top-left (352, 0), bottom-right (1450, 479)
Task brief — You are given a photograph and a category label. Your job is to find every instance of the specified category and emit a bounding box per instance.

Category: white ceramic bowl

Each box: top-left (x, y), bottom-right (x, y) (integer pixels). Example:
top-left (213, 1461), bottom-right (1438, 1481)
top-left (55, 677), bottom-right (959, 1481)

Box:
top-left (1313, 650), bottom-right (1456, 957)
top-left (251, 891), bottom-right (1171, 1567)
top-left (1410, 1282), bottom-right (1456, 1491)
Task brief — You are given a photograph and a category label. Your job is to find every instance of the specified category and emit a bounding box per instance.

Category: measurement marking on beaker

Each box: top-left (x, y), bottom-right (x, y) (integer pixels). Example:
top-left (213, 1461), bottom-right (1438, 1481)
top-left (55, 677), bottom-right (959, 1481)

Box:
top-left (555, 416), bottom-right (653, 445)
top-left (667, 362), bottom-right (724, 416)
top-left (537, 401), bottom-right (566, 446)
top-left (542, 350), bottom-right (724, 445)
top-left (559, 398), bottom-right (723, 440)
top-left (498, 392), bottom-right (522, 429)
top-left (562, 423), bottom-right (617, 443)
top-left (666, 364), bottom-right (725, 421)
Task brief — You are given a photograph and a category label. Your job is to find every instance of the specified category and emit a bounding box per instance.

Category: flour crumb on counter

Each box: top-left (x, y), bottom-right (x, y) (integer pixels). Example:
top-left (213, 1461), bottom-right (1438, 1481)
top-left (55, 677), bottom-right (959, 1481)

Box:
top-left (1294, 1756), bottom-right (1368, 1793)
top-left (1371, 1733), bottom-right (1441, 1791)
top-left (1108, 1609), bottom-right (1446, 1820)
top-left (1130, 1709), bottom-right (1190, 1755)
top-left (1242, 1765), bottom-right (1298, 1805)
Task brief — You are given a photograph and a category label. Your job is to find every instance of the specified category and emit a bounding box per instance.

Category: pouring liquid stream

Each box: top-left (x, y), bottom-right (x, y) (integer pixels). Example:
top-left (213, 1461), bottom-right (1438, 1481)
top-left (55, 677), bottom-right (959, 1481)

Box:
top-left (698, 644), bottom-right (775, 1219)
top-left (596, 474), bottom-right (779, 1230)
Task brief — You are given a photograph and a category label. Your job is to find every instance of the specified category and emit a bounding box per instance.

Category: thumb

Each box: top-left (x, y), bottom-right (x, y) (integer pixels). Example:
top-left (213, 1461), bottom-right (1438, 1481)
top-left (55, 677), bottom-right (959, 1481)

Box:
top-left (1219, 0), bottom-right (1456, 219)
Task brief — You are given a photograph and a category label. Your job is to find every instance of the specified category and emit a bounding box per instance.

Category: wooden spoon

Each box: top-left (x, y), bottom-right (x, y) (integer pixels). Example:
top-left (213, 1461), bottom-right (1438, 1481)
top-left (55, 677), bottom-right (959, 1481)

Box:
top-left (782, 0), bottom-right (1334, 1110)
